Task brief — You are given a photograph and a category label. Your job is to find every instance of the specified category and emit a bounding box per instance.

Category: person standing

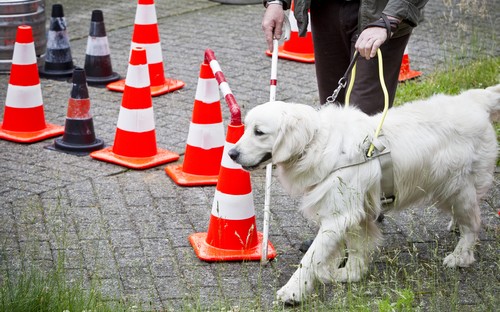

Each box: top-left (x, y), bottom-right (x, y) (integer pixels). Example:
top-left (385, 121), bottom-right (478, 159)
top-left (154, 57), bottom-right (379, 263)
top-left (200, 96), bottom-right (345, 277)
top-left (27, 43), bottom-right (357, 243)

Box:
top-left (262, 0), bottom-right (428, 115)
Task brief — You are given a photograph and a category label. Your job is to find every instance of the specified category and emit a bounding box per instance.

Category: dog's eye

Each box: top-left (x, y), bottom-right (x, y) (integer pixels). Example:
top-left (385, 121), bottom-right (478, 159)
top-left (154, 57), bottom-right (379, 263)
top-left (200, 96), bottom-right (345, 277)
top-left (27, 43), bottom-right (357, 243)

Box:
top-left (254, 128), bottom-right (265, 136)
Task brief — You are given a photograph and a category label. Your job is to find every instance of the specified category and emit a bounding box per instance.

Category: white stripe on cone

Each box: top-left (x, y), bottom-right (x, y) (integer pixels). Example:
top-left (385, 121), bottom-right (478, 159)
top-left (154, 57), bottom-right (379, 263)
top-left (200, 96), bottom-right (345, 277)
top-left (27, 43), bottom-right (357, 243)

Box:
top-left (46, 30), bottom-right (70, 49)
top-left (211, 190), bottom-right (255, 220)
top-left (125, 63), bottom-right (150, 88)
top-left (194, 77), bottom-right (220, 103)
top-left (116, 106), bottom-right (155, 133)
top-left (86, 36), bottom-right (111, 56)
top-left (221, 141), bottom-right (242, 170)
top-left (130, 42), bottom-right (162, 64)
top-left (12, 42), bottom-right (36, 65)
top-left (5, 84), bottom-right (43, 108)
top-left (186, 122), bottom-right (225, 150)
top-left (134, 4), bottom-right (157, 25)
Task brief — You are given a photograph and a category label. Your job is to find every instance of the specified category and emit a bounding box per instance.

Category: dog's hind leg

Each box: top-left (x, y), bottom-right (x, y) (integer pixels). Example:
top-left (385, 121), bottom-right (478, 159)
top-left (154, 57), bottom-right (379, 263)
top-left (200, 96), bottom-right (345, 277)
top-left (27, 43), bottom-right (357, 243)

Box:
top-left (333, 219), bottom-right (382, 282)
top-left (443, 189), bottom-right (480, 268)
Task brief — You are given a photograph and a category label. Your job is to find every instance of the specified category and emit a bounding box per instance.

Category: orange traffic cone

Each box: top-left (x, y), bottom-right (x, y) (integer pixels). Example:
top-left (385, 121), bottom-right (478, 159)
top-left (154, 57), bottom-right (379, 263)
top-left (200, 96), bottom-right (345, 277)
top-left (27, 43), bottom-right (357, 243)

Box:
top-left (106, 0), bottom-right (184, 96)
top-left (0, 25), bottom-right (64, 143)
top-left (90, 47), bottom-right (179, 169)
top-left (398, 47), bottom-right (421, 82)
top-left (46, 67), bottom-right (104, 155)
top-left (165, 60), bottom-right (225, 186)
top-left (189, 124), bottom-right (277, 261)
top-left (266, 1), bottom-right (314, 63)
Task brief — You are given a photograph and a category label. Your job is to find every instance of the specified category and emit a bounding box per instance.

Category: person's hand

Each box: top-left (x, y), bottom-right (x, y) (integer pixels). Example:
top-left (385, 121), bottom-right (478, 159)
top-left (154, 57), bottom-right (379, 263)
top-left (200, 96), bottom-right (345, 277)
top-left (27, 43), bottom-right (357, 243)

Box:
top-left (262, 4), bottom-right (285, 51)
top-left (355, 27), bottom-right (388, 60)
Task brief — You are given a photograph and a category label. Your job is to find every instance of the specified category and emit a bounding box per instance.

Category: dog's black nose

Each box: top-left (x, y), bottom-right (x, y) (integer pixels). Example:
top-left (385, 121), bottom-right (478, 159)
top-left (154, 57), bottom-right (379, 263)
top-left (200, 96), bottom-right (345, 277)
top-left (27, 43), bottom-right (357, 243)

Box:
top-left (228, 148), bottom-right (239, 161)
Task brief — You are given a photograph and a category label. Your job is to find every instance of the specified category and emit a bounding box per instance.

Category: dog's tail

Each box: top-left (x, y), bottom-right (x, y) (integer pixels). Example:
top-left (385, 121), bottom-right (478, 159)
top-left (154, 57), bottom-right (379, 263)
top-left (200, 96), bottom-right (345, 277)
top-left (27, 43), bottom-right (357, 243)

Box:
top-left (484, 84), bottom-right (500, 110)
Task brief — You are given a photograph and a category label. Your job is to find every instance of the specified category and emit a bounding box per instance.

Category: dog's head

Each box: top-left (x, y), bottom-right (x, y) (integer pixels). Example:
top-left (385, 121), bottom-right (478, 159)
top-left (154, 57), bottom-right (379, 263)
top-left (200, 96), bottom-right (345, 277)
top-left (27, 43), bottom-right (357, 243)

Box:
top-left (228, 101), bottom-right (319, 171)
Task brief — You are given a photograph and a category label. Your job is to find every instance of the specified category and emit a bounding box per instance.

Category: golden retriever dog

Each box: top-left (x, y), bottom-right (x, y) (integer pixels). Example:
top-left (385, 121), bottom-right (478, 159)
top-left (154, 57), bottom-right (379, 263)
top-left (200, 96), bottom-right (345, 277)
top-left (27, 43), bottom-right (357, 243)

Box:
top-left (228, 85), bottom-right (500, 304)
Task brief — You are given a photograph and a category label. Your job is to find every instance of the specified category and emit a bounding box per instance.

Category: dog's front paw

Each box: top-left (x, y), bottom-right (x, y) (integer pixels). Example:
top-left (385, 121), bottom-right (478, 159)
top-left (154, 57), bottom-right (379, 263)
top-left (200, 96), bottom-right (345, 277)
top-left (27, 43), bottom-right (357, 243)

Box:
top-left (276, 278), bottom-right (312, 305)
top-left (443, 251), bottom-right (475, 268)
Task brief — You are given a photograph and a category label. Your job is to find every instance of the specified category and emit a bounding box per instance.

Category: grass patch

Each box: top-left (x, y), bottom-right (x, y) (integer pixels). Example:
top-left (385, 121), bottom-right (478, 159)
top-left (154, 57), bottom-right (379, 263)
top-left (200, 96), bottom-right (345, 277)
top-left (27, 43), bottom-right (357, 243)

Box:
top-left (0, 260), bottom-right (131, 312)
top-left (394, 56), bottom-right (499, 105)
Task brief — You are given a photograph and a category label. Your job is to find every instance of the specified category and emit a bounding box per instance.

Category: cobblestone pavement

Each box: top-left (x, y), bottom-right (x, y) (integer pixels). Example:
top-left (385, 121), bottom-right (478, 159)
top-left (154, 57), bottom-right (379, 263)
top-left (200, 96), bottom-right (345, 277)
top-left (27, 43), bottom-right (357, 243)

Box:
top-left (0, 0), bottom-right (498, 311)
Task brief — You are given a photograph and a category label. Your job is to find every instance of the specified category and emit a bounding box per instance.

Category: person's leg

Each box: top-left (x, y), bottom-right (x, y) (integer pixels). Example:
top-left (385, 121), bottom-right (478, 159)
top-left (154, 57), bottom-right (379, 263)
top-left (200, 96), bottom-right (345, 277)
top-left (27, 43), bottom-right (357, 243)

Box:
top-left (310, 0), bottom-right (359, 104)
top-left (348, 33), bottom-right (411, 115)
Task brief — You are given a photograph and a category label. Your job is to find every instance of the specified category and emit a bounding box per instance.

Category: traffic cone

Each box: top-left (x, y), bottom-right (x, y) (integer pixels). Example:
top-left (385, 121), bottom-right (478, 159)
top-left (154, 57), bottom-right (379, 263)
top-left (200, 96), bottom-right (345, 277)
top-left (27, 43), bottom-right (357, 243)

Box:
top-left (84, 10), bottom-right (121, 86)
top-left (90, 47), bottom-right (179, 169)
top-left (0, 25), bottom-right (64, 143)
top-left (398, 47), bottom-right (422, 82)
top-left (39, 4), bottom-right (75, 79)
top-left (189, 124), bottom-right (277, 261)
top-left (106, 0), bottom-right (185, 96)
top-left (46, 68), bottom-right (104, 155)
top-left (265, 1), bottom-right (314, 63)
top-left (165, 60), bottom-right (225, 186)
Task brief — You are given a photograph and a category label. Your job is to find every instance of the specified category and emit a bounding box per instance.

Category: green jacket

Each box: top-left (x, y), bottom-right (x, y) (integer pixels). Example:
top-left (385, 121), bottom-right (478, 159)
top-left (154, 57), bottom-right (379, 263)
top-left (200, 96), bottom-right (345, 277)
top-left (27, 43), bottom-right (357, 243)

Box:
top-left (274, 0), bottom-right (428, 38)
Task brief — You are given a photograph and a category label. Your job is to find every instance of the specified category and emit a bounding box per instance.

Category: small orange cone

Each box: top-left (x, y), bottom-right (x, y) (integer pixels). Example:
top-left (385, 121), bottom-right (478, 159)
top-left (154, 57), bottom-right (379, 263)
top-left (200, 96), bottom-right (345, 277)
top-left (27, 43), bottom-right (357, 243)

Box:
top-left (165, 60), bottom-right (225, 186)
top-left (106, 0), bottom-right (184, 96)
top-left (266, 1), bottom-right (314, 63)
top-left (398, 47), bottom-right (421, 82)
top-left (46, 67), bottom-right (104, 155)
top-left (90, 47), bottom-right (179, 169)
top-left (189, 123), bottom-right (277, 261)
top-left (0, 25), bottom-right (64, 143)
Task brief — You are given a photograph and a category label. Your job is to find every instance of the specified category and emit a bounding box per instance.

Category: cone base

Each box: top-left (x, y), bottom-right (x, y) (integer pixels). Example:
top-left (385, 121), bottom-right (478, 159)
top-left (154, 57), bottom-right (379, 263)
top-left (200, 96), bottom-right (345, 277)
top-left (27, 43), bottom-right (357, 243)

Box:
top-left (45, 138), bottom-right (105, 156)
top-left (266, 48), bottom-right (315, 63)
top-left (39, 67), bottom-right (75, 79)
top-left (106, 78), bottom-right (185, 97)
top-left (0, 123), bottom-right (64, 143)
top-left (90, 146), bottom-right (179, 169)
top-left (86, 72), bottom-right (121, 86)
top-left (189, 232), bottom-right (277, 262)
top-left (165, 163), bottom-right (218, 186)
top-left (398, 70), bottom-right (422, 82)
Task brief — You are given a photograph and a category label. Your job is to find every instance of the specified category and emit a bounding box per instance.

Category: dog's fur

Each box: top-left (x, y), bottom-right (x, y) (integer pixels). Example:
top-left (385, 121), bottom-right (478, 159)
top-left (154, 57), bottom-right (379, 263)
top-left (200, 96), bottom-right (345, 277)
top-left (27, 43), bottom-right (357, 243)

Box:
top-left (228, 85), bottom-right (500, 304)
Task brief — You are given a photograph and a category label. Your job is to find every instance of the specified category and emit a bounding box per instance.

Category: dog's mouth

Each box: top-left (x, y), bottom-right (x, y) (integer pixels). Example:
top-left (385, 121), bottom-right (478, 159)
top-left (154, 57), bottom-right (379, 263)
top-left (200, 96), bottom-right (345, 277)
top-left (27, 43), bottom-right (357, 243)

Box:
top-left (241, 152), bottom-right (272, 171)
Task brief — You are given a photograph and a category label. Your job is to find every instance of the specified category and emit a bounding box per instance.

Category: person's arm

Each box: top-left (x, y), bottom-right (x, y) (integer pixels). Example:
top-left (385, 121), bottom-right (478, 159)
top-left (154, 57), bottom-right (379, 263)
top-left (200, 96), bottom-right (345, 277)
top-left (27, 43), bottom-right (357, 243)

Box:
top-left (355, 14), bottom-right (401, 60)
top-left (261, 0), bottom-right (288, 51)
top-left (383, 0), bottom-right (429, 27)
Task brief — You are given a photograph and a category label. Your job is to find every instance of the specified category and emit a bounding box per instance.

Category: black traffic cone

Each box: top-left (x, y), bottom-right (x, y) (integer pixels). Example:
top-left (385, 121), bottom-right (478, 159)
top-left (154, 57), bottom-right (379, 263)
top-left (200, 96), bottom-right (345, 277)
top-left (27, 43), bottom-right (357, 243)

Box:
top-left (46, 68), bottom-right (104, 155)
top-left (39, 4), bottom-right (75, 79)
top-left (84, 10), bottom-right (120, 86)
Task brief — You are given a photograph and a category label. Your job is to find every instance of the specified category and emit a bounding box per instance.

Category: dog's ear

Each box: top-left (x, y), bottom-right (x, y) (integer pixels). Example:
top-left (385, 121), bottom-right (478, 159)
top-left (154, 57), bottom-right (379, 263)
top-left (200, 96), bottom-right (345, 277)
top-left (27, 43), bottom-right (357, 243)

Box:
top-left (272, 104), bottom-right (318, 164)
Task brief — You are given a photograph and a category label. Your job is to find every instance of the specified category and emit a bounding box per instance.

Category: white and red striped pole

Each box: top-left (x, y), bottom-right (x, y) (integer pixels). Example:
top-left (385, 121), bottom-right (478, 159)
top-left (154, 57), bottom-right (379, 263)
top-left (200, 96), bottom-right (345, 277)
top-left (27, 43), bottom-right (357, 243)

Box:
top-left (204, 49), bottom-right (241, 126)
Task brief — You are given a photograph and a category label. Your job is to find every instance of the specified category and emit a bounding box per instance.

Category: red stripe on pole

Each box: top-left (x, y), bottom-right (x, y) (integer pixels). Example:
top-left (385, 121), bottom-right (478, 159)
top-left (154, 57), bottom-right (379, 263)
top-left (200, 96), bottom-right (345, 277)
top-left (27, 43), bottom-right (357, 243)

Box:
top-left (270, 79), bottom-right (277, 86)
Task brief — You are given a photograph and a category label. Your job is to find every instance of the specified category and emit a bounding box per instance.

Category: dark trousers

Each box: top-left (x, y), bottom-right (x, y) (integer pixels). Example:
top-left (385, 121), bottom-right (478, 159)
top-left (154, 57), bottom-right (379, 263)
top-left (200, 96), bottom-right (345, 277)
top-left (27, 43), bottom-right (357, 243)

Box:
top-left (310, 0), bottom-right (410, 115)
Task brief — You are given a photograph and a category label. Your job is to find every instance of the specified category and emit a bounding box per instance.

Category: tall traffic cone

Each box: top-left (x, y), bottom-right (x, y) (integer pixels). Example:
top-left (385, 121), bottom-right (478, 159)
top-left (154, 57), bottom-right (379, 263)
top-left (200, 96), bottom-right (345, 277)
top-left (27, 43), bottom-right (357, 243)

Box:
top-left (106, 0), bottom-right (184, 96)
top-left (265, 1), bottom-right (314, 63)
top-left (398, 47), bottom-right (421, 82)
top-left (84, 10), bottom-right (121, 86)
top-left (165, 60), bottom-right (225, 186)
top-left (90, 47), bottom-right (179, 169)
top-left (0, 25), bottom-right (64, 143)
top-left (46, 68), bottom-right (104, 155)
top-left (39, 4), bottom-right (75, 79)
top-left (189, 124), bottom-right (277, 261)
